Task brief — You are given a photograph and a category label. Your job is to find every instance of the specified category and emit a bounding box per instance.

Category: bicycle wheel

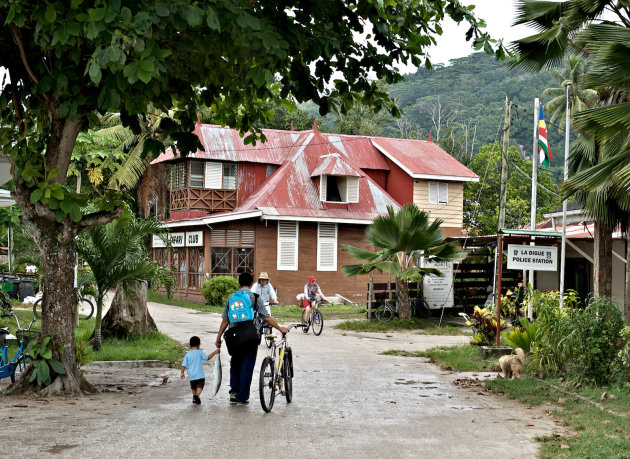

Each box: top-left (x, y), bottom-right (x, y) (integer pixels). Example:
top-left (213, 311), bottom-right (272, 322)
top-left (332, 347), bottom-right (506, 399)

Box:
top-left (375, 305), bottom-right (393, 322)
top-left (33, 298), bottom-right (42, 319)
top-left (283, 354), bottom-right (292, 403)
top-left (9, 354), bottom-right (31, 384)
top-left (78, 298), bottom-right (95, 320)
top-left (259, 356), bottom-right (276, 413)
top-left (301, 310), bottom-right (310, 333)
top-left (312, 310), bottom-right (323, 336)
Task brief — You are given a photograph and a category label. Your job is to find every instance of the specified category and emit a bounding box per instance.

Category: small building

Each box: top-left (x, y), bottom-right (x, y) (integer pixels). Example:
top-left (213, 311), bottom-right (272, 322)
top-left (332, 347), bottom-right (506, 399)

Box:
top-left (149, 121), bottom-right (478, 304)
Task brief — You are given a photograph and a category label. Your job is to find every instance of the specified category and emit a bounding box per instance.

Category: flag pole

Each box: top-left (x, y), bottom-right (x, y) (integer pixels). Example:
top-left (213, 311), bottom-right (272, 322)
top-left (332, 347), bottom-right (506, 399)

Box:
top-left (528, 98), bottom-right (540, 320)
top-left (559, 84), bottom-right (572, 308)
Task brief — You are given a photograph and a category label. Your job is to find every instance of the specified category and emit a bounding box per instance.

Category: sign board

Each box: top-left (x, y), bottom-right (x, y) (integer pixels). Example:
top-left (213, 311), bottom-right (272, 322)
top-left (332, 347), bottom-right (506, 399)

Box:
top-left (421, 260), bottom-right (454, 309)
top-left (152, 232), bottom-right (203, 248)
top-left (186, 231), bottom-right (203, 247)
top-left (507, 244), bottom-right (557, 271)
top-left (152, 232), bottom-right (185, 248)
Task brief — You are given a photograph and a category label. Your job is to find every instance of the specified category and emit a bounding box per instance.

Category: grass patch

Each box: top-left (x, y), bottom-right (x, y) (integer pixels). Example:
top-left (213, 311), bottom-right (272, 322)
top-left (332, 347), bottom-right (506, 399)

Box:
top-left (147, 291), bottom-right (223, 313)
top-left (1, 306), bottom-right (185, 364)
top-left (334, 317), bottom-right (470, 335)
top-left (392, 344), bottom-right (498, 372)
top-left (485, 377), bottom-right (630, 458)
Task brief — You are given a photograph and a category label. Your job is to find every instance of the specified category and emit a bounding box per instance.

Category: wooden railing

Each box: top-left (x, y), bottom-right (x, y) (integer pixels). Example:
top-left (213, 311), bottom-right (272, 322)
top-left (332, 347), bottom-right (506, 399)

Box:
top-left (170, 188), bottom-right (237, 212)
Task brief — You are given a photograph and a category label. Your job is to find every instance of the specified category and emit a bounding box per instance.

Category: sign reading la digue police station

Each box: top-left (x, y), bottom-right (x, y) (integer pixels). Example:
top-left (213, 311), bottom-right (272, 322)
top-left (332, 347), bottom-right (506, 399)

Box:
top-left (507, 244), bottom-right (557, 271)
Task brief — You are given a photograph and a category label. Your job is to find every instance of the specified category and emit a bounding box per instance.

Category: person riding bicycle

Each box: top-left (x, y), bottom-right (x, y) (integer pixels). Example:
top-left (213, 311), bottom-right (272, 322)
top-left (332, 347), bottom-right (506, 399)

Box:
top-left (303, 276), bottom-right (328, 325)
top-left (251, 272), bottom-right (278, 315)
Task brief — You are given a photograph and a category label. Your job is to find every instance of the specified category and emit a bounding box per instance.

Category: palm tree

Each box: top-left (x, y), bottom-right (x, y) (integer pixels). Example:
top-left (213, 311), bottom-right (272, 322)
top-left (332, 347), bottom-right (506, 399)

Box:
top-left (97, 111), bottom-right (170, 218)
top-left (76, 209), bottom-right (175, 350)
top-left (510, 0), bottom-right (630, 316)
top-left (542, 55), bottom-right (597, 130)
top-left (341, 204), bottom-right (463, 319)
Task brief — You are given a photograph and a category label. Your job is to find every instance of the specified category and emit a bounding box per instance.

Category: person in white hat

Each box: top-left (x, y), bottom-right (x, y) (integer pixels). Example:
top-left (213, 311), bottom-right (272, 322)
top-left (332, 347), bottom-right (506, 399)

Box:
top-left (251, 272), bottom-right (278, 315)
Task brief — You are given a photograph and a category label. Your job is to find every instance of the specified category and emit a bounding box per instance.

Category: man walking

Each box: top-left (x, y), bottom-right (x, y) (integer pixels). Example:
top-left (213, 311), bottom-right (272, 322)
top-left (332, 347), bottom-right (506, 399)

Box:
top-left (216, 272), bottom-right (288, 405)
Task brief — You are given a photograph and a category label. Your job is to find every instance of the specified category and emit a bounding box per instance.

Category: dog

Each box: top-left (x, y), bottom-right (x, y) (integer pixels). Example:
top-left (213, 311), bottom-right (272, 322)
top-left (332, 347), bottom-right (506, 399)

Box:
top-left (499, 348), bottom-right (525, 379)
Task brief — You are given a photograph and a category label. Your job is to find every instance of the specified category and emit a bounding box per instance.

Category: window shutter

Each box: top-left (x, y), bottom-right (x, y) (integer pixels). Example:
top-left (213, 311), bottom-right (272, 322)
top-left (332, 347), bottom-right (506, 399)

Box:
top-left (320, 175), bottom-right (327, 201)
top-left (438, 182), bottom-right (448, 204)
top-left (346, 177), bottom-right (359, 203)
top-left (428, 182), bottom-right (438, 204)
top-left (190, 162), bottom-right (205, 188)
top-left (277, 221), bottom-right (298, 270)
top-left (205, 162), bottom-right (222, 189)
top-left (317, 223), bottom-right (337, 271)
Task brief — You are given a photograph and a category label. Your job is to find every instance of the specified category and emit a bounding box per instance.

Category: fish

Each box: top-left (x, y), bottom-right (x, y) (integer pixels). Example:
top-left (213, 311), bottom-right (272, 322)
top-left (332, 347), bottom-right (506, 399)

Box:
top-left (212, 353), bottom-right (222, 397)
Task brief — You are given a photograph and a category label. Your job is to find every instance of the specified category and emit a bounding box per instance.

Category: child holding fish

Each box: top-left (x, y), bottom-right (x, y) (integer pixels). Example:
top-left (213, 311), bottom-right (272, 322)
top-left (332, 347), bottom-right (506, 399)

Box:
top-left (180, 335), bottom-right (220, 404)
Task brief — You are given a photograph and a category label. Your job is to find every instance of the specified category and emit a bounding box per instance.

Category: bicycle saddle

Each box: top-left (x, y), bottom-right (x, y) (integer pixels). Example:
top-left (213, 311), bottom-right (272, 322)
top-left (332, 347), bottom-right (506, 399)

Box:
top-left (0, 327), bottom-right (9, 335)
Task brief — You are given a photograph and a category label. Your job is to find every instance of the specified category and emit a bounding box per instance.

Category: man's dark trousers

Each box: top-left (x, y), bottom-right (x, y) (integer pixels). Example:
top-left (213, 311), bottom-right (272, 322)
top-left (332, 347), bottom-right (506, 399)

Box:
top-left (230, 345), bottom-right (258, 402)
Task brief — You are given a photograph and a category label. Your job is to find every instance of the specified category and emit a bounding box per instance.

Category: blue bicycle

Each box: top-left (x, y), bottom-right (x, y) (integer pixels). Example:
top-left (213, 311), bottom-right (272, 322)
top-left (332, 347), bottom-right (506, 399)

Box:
top-left (0, 304), bottom-right (37, 384)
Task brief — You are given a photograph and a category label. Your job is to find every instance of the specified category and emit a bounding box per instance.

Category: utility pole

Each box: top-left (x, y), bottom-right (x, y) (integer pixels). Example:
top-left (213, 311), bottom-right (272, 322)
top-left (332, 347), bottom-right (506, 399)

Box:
top-left (497, 96), bottom-right (511, 232)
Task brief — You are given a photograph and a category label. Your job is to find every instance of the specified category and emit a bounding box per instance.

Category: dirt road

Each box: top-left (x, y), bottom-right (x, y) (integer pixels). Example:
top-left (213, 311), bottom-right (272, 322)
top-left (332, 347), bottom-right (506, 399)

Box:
top-left (0, 303), bottom-right (562, 457)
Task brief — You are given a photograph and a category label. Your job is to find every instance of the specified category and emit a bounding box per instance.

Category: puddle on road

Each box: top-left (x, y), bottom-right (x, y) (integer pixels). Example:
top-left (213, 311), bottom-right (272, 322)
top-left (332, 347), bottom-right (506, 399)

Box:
top-left (449, 406), bottom-right (484, 411)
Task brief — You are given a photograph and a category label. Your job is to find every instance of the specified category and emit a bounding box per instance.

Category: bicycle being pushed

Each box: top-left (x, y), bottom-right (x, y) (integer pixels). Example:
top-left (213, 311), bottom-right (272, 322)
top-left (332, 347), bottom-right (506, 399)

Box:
top-left (0, 303), bottom-right (38, 384)
top-left (259, 323), bottom-right (303, 413)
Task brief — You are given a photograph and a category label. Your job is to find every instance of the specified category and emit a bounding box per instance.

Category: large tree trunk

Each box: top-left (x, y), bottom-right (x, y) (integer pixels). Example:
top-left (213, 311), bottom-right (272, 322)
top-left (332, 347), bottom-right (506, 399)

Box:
top-left (7, 210), bottom-right (94, 395)
top-left (593, 221), bottom-right (613, 297)
top-left (102, 282), bottom-right (157, 338)
top-left (397, 280), bottom-right (411, 319)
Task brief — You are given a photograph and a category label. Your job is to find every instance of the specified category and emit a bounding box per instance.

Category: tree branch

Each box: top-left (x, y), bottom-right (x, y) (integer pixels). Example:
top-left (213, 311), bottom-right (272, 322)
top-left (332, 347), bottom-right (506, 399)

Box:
top-left (9, 23), bottom-right (39, 85)
top-left (77, 207), bottom-right (124, 230)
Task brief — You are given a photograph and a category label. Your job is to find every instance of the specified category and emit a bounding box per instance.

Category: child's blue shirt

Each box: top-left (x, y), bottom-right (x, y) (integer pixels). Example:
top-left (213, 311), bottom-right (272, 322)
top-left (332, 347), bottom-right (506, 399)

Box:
top-left (182, 349), bottom-right (209, 381)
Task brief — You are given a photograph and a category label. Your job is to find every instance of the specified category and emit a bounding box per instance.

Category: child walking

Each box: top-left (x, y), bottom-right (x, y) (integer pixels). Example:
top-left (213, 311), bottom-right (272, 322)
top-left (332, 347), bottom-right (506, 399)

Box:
top-left (180, 335), bottom-right (220, 404)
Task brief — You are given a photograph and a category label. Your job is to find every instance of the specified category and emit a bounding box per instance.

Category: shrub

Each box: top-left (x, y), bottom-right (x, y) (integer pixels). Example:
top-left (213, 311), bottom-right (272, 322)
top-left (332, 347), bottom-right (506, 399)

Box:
top-left (464, 306), bottom-right (507, 346)
top-left (535, 294), bottom-right (623, 384)
top-left (0, 263), bottom-right (8, 272)
top-left (201, 276), bottom-right (239, 306)
top-left (504, 317), bottom-right (540, 354)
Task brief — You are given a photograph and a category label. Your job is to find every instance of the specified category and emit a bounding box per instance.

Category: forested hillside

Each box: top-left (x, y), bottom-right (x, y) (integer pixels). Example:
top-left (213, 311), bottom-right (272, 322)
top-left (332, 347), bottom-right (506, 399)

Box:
top-left (382, 52), bottom-right (565, 181)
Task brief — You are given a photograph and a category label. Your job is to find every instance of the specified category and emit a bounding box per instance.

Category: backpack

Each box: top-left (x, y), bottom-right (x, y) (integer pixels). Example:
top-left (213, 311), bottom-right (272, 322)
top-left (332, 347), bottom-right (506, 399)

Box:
top-left (227, 290), bottom-right (255, 324)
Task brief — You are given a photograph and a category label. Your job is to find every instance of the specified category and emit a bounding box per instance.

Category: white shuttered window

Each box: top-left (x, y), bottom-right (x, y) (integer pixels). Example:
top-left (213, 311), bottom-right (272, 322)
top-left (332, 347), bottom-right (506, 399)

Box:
top-left (317, 223), bottom-right (337, 271)
top-left (205, 162), bottom-right (222, 189)
top-left (346, 177), bottom-right (359, 203)
top-left (277, 221), bottom-right (299, 270)
top-left (428, 181), bottom-right (448, 204)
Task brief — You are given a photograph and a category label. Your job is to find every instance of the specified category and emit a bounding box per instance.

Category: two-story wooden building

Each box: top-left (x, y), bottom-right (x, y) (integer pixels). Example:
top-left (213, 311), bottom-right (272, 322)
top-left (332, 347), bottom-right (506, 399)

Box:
top-left (150, 121), bottom-right (478, 304)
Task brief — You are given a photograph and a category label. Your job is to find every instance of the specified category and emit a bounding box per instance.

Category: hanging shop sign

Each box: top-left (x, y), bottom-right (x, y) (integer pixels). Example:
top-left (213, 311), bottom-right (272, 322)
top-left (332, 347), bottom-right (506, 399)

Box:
top-left (421, 259), bottom-right (454, 309)
top-left (152, 232), bottom-right (203, 248)
top-left (507, 244), bottom-right (557, 271)
top-left (186, 231), bottom-right (203, 247)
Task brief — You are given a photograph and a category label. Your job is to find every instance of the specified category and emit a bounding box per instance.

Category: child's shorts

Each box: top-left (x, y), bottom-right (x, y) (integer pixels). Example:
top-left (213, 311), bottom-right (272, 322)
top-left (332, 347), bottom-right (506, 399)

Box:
top-left (190, 378), bottom-right (205, 390)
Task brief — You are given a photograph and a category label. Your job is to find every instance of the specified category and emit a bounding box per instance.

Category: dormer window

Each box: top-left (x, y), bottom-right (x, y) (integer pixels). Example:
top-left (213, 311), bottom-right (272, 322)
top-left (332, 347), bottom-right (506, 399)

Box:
top-left (428, 181), bottom-right (448, 204)
top-left (320, 175), bottom-right (359, 203)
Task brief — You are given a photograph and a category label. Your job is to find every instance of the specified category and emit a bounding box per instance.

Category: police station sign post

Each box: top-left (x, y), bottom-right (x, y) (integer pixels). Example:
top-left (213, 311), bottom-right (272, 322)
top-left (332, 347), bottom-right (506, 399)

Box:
top-left (507, 245), bottom-right (558, 271)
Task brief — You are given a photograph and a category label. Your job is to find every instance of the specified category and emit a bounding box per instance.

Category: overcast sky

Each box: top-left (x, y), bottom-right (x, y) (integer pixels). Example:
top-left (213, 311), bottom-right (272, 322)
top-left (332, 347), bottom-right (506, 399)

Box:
top-left (420, 0), bottom-right (534, 69)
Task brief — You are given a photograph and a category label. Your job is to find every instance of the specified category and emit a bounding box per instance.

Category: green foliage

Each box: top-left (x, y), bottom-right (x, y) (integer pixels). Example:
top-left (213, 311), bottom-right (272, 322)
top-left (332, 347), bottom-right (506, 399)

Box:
top-left (75, 340), bottom-right (93, 373)
top-left (464, 143), bottom-right (559, 235)
top-left (415, 344), bottom-right (498, 372)
top-left (201, 276), bottom-right (239, 307)
top-left (464, 306), bottom-right (507, 346)
top-left (26, 334), bottom-right (66, 387)
top-left (535, 294), bottom-right (623, 384)
top-left (504, 317), bottom-right (540, 354)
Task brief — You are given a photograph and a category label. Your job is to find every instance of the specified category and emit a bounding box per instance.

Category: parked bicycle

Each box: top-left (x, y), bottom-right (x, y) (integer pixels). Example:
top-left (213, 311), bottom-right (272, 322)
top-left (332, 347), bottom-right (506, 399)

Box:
top-left (374, 297), bottom-right (430, 322)
top-left (0, 304), bottom-right (38, 384)
top-left (33, 283), bottom-right (95, 320)
top-left (301, 299), bottom-right (324, 336)
top-left (259, 323), bottom-right (302, 413)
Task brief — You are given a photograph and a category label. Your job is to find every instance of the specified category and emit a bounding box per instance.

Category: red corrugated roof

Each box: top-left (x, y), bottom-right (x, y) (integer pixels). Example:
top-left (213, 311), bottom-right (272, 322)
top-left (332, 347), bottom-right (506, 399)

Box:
top-left (151, 123), bottom-right (477, 222)
top-left (371, 137), bottom-right (479, 180)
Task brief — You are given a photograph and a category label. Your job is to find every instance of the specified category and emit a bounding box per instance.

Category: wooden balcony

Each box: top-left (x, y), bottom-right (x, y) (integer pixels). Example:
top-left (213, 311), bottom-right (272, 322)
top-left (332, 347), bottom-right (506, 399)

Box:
top-left (170, 187), bottom-right (237, 212)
